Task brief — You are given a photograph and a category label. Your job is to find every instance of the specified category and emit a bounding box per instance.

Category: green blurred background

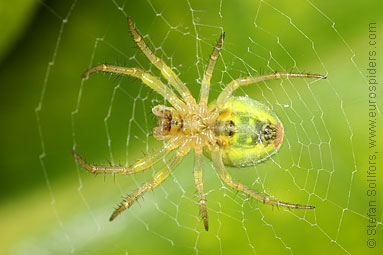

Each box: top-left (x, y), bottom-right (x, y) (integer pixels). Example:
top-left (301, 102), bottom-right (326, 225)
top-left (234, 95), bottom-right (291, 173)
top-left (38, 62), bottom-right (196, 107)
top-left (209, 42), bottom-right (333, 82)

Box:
top-left (0, 0), bottom-right (382, 254)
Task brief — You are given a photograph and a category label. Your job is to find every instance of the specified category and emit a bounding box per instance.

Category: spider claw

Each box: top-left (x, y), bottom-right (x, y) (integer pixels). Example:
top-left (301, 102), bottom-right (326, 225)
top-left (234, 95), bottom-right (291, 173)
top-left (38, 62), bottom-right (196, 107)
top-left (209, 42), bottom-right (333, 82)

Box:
top-left (109, 209), bottom-right (120, 221)
top-left (81, 72), bottom-right (89, 80)
top-left (110, 201), bottom-right (127, 221)
top-left (204, 220), bottom-right (209, 231)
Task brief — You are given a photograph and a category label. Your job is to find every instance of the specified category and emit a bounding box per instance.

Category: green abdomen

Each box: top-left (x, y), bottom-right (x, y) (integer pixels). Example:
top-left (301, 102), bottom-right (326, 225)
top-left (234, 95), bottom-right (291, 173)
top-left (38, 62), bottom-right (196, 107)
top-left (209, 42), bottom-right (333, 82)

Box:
top-left (206, 96), bottom-right (283, 167)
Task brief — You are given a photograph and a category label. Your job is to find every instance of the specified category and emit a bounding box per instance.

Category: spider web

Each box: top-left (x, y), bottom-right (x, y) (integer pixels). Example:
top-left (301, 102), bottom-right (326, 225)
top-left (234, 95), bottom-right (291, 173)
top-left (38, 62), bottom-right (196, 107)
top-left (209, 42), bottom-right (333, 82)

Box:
top-left (27, 0), bottom-right (383, 254)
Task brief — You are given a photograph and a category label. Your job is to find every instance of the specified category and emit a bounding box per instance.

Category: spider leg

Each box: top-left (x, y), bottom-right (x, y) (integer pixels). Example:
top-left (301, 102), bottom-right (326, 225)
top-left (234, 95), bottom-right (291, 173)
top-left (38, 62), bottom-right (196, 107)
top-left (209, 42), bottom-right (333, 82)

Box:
top-left (216, 72), bottom-right (327, 109)
top-left (199, 32), bottom-right (225, 107)
top-left (127, 17), bottom-right (196, 105)
top-left (73, 137), bottom-right (181, 175)
top-left (82, 65), bottom-right (186, 113)
top-left (210, 149), bottom-right (315, 210)
top-left (110, 146), bottom-right (189, 221)
top-left (194, 149), bottom-right (208, 231)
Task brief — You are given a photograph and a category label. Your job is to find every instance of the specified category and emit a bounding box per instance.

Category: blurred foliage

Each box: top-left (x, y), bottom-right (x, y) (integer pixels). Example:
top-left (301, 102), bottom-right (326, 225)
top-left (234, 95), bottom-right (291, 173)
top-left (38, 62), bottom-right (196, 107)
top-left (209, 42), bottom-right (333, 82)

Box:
top-left (0, 0), bottom-right (382, 254)
top-left (0, 0), bottom-right (39, 62)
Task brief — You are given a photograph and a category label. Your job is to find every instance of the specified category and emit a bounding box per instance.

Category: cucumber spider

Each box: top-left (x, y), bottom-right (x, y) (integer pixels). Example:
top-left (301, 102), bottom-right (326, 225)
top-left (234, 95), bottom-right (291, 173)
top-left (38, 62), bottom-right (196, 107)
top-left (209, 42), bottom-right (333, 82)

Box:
top-left (73, 17), bottom-right (326, 231)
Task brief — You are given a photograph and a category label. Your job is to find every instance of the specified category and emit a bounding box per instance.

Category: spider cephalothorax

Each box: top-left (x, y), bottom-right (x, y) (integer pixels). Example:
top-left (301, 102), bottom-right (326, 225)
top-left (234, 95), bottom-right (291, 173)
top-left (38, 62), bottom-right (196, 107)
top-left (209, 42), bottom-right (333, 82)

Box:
top-left (152, 104), bottom-right (211, 140)
top-left (73, 17), bottom-right (326, 231)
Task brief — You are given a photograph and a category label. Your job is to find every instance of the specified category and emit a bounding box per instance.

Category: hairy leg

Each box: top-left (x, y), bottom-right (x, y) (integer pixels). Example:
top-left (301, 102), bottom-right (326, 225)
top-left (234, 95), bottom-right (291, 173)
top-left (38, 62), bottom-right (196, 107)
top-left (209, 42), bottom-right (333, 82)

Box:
top-left (73, 137), bottom-right (181, 175)
top-left (194, 149), bottom-right (208, 231)
top-left (110, 147), bottom-right (189, 221)
top-left (127, 17), bottom-right (195, 105)
top-left (216, 72), bottom-right (326, 109)
top-left (199, 32), bottom-right (225, 107)
top-left (82, 64), bottom-right (186, 113)
top-left (211, 149), bottom-right (314, 210)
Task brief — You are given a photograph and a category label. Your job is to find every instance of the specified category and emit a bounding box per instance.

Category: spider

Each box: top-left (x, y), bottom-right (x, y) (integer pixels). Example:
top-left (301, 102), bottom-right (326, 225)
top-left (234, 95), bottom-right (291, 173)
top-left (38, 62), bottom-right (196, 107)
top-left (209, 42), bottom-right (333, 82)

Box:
top-left (73, 17), bottom-right (326, 231)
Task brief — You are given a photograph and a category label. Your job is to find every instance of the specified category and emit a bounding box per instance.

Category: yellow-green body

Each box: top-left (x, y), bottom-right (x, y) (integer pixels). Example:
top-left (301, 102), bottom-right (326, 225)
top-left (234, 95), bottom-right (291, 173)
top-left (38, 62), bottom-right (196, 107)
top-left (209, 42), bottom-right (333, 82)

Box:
top-left (205, 96), bottom-right (283, 167)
